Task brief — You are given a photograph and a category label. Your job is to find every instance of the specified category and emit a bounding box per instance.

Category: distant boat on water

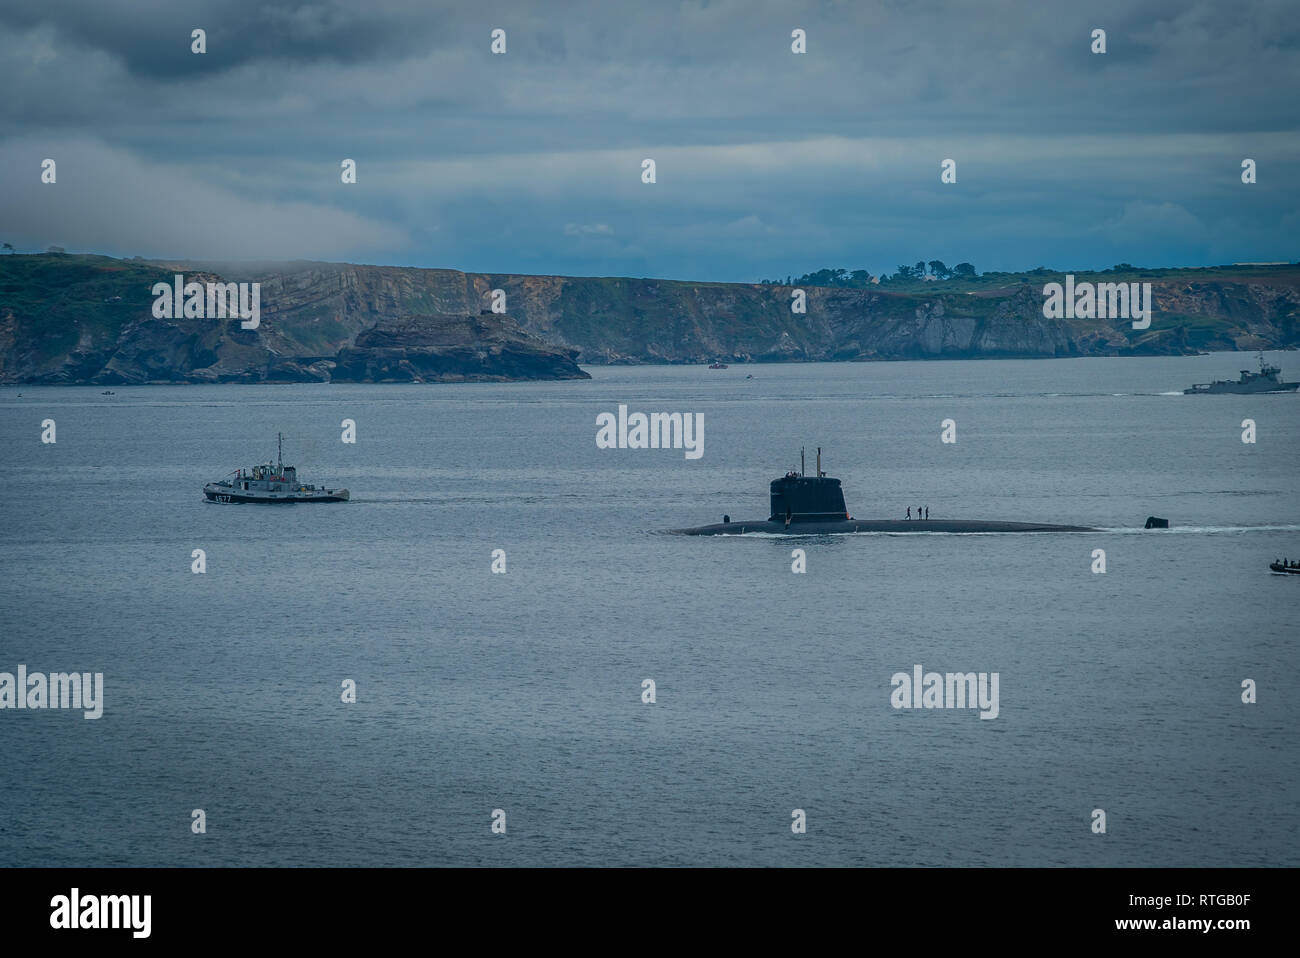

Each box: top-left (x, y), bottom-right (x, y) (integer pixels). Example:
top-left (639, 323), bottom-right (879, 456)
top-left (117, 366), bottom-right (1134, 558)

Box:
top-left (708, 361), bottom-right (729, 369)
top-left (1185, 354), bottom-right (1298, 394)
top-left (204, 433), bottom-right (349, 503)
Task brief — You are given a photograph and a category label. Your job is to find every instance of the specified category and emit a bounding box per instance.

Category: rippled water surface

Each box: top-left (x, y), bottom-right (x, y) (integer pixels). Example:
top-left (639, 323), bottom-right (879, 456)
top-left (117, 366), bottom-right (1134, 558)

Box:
top-left (1, 354), bottom-right (1297, 865)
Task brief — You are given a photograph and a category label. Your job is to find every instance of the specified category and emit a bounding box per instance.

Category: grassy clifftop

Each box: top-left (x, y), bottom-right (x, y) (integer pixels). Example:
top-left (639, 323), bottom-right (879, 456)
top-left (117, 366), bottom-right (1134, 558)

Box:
top-left (0, 254), bottom-right (176, 371)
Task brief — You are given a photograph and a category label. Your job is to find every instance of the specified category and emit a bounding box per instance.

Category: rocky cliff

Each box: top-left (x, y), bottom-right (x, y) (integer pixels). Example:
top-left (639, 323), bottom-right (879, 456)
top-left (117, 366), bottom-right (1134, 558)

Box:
top-left (2, 253), bottom-right (1297, 384)
top-left (333, 313), bottom-right (587, 383)
top-left (211, 259), bottom-right (1300, 363)
top-left (0, 256), bottom-right (587, 384)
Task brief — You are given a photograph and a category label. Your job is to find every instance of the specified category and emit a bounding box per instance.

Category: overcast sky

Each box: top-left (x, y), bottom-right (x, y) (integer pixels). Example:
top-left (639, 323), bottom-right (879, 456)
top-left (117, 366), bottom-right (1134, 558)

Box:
top-left (2, 0), bottom-right (1297, 280)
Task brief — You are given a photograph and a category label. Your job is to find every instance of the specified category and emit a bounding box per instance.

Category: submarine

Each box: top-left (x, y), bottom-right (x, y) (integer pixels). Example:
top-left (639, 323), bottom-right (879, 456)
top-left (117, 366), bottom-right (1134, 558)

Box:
top-left (673, 448), bottom-right (1096, 535)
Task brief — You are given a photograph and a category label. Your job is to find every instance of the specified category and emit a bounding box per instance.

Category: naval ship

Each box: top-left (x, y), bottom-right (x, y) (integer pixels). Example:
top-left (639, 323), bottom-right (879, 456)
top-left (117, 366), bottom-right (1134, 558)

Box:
top-left (672, 448), bottom-right (1096, 534)
top-left (203, 433), bottom-right (349, 503)
top-left (1184, 353), bottom-right (1298, 394)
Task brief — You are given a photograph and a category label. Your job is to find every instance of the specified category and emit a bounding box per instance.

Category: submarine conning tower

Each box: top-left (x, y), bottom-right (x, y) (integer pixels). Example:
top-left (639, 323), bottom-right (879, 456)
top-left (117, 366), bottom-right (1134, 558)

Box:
top-left (768, 447), bottom-right (849, 522)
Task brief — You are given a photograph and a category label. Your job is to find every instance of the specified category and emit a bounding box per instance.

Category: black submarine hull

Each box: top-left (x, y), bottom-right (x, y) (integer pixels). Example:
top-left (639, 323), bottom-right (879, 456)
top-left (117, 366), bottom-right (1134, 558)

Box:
top-left (673, 518), bottom-right (1096, 535)
top-left (678, 463), bottom-right (1098, 534)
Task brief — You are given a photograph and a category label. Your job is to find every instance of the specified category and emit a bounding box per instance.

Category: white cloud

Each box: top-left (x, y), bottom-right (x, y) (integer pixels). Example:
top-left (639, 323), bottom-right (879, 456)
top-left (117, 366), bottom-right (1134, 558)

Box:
top-left (0, 136), bottom-right (408, 259)
top-left (563, 222), bottom-right (613, 236)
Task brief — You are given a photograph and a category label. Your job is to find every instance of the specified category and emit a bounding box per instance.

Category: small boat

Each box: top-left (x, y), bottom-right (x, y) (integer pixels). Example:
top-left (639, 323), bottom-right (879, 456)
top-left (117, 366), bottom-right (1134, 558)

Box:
top-left (708, 362), bottom-right (729, 369)
top-left (1185, 353), bottom-right (1298, 394)
top-left (204, 433), bottom-right (349, 503)
top-left (101, 390), bottom-right (115, 395)
top-left (1269, 561), bottom-right (1300, 575)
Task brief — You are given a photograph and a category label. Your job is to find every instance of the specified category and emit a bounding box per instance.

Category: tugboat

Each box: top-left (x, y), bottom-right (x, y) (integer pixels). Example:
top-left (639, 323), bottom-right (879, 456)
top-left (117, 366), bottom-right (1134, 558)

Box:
top-left (1269, 559), bottom-right (1300, 575)
top-left (1184, 353), bottom-right (1298, 394)
top-left (708, 361), bottom-right (729, 369)
top-left (671, 448), bottom-right (1096, 534)
top-left (203, 433), bottom-right (349, 503)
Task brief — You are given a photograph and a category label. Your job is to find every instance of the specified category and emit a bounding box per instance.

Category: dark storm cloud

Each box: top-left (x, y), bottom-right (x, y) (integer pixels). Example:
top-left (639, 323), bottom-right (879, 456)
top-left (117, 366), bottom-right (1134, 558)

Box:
top-left (0, 0), bottom-right (442, 77)
top-left (1, 0), bottom-right (1297, 278)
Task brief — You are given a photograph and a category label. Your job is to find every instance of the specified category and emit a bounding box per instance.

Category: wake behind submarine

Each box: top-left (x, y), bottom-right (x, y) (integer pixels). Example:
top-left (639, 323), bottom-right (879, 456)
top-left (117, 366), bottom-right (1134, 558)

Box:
top-left (672, 448), bottom-right (1100, 535)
